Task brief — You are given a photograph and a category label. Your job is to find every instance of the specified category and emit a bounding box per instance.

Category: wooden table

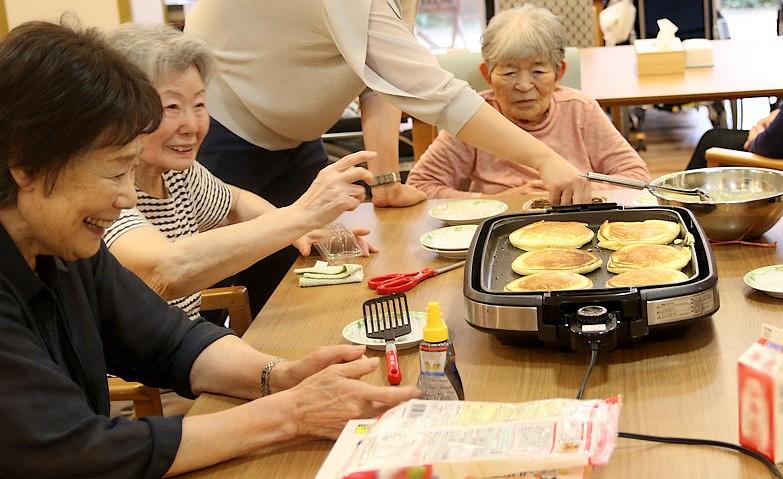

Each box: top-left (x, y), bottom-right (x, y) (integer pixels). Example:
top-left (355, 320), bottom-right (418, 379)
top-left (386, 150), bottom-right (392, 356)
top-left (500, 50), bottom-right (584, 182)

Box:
top-left (183, 193), bottom-right (783, 478)
top-left (579, 37), bottom-right (783, 129)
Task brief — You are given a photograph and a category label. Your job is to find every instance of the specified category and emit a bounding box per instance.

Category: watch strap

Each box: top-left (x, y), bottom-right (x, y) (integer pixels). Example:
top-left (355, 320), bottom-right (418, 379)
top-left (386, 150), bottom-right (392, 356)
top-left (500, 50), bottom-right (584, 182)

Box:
top-left (372, 172), bottom-right (401, 186)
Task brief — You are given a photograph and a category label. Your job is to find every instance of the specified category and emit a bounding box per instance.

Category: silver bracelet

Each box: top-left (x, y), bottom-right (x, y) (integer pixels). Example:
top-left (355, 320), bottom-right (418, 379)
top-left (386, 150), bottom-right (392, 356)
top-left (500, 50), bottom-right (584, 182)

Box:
top-left (260, 357), bottom-right (287, 397)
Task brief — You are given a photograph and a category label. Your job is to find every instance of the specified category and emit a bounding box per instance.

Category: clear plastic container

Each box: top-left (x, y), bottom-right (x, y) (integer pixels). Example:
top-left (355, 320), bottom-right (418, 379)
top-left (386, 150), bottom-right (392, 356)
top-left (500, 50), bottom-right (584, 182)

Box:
top-left (313, 223), bottom-right (363, 262)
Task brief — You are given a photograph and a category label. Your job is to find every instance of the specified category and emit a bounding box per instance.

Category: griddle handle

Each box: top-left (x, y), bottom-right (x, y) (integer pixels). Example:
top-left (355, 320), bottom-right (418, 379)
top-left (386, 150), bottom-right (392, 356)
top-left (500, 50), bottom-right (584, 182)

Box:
top-left (549, 202), bottom-right (621, 213)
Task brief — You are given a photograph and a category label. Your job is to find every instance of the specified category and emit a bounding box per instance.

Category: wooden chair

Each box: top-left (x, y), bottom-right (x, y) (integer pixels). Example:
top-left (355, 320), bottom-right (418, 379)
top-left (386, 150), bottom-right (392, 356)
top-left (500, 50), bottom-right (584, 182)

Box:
top-left (107, 285), bottom-right (252, 417)
top-left (705, 147), bottom-right (783, 170)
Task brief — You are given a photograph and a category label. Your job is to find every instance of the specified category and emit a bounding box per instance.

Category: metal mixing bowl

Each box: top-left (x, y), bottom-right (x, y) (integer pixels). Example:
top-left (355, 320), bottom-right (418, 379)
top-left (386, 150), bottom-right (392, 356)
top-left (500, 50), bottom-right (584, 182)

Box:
top-left (649, 167), bottom-right (783, 241)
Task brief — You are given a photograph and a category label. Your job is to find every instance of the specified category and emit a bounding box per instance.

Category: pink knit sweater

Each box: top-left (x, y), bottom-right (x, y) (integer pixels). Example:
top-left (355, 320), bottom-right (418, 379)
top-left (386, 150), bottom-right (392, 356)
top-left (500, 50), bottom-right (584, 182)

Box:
top-left (406, 87), bottom-right (650, 198)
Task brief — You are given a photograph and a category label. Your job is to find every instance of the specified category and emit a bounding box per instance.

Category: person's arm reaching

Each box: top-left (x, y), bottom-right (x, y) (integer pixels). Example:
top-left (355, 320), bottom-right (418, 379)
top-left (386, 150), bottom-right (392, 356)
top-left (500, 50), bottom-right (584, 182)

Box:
top-left (360, 92), bottom-right (426, 207)
top-left (107, 152), bottom-right (375, 300)
top-left (455, 103), bottom-right (591, 204)
top-left (164, 340), bottom-right (420, 476)
top-left (348, 0), bottom-right (590, 205)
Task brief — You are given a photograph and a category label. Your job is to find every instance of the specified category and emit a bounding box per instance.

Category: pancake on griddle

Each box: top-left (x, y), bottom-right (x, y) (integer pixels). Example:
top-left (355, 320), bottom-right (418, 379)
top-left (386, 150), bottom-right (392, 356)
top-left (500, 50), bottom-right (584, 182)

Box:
top-left (504, 271), bottom-right (593, 292)
top-left (597, 219), bottom-right (680, 250)
top-left (606, 267), bottom-right (689, 288)
top-left (511, 248), bottom-right (602, 275)
top-left (607, 244), bottom-right (692, 273)
top-left (509, 221), bottom-right (594, 251)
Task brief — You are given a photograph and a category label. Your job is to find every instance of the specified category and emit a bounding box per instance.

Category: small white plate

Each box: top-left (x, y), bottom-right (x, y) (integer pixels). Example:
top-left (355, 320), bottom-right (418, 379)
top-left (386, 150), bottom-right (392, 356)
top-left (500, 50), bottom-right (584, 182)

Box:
top-left (744, 264), bottom-right (783, 298)
top-left (429, 199), bottom-right (508, 225)
top-left (420, 224), bottom-right (478, 251)
top-left (421, 245), bottom-right (468, 260)
top-left (632, 192), bottom-right (658, 206)
top-left (342, 311), bottom-right (427, 350)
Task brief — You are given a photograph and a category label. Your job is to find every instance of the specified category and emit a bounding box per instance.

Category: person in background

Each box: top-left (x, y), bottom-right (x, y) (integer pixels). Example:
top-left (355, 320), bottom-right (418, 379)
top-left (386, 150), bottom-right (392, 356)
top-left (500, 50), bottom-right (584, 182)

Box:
top-left (0, 20), bottom-right (419, 478)
top-left (103, 23), bottom-right (376, 321)
top-left (686, 108), bottom-right (783, 170)
top-left (185, 0), bottom-right (592, 312)
top-left (407, 5), bottom-right (650, 199)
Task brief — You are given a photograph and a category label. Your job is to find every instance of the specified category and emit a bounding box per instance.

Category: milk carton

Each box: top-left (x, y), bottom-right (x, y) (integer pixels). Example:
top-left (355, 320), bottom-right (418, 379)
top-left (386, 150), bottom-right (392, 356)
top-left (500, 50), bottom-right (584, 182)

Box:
top-left (738, 323), bottom-right (783, 461)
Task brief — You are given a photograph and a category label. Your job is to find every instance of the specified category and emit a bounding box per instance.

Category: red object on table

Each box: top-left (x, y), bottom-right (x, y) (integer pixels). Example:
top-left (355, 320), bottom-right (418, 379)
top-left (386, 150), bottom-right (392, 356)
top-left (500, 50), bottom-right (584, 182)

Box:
top-left (367, 261), bottom-right (465, 294)
top-left (368, 269), bottom-right (437, 294)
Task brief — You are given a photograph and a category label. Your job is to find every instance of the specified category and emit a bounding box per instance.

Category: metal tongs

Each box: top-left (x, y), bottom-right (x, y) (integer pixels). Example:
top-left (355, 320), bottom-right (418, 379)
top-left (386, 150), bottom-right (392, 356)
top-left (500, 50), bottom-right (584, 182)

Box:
top-left (580, 172), bottom-right (712, 201)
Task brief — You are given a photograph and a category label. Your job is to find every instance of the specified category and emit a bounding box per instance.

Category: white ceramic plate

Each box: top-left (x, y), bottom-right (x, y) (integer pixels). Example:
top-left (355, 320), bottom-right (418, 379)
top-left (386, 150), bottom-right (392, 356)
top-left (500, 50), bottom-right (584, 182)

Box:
top-left (429, 199), bottom-right (508, 225)
top-left (744, 264), bottom-right (783, 298)
top-left (419, 224), bottom-right (478, 251)
top-left (421, 245), bottom-right (468, 260)
top-left (342, 311), bottom-right (427, 350)
top-left (632, 192), bottom-right (658, 206)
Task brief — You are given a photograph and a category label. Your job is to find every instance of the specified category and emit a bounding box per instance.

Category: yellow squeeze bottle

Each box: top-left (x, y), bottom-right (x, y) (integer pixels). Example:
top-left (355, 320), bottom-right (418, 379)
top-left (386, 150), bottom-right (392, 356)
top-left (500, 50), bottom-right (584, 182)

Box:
top-left (417, 301), bottom-right (464, 400)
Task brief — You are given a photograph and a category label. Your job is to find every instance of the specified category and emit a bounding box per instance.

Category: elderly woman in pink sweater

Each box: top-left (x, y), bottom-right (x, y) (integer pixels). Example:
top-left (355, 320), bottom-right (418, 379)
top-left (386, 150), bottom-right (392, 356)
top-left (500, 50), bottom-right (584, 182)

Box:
top-left (407, 5), bottom-right (650, 199)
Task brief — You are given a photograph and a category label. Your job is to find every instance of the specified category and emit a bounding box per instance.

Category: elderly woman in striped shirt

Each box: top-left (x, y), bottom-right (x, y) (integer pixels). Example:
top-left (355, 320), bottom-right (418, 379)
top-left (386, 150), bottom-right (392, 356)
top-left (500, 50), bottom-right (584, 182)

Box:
top-left (103, 23), bottom-right (377, 321)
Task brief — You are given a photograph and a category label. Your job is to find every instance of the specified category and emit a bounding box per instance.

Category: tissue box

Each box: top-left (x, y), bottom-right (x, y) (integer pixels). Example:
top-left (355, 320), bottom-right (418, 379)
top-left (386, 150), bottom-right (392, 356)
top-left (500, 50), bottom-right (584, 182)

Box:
top-left (633, 38), bottom-right (685, 76)
top-left (738, 323), bottom-right (783, 462)
top-left (683, 38), bottom-right (714, 68)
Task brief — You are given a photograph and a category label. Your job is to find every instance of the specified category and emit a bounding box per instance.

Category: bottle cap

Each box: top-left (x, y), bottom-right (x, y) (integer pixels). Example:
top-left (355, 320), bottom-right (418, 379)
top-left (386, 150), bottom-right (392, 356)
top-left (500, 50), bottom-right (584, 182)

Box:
top-left (423, 301), bottom-right (448, 343)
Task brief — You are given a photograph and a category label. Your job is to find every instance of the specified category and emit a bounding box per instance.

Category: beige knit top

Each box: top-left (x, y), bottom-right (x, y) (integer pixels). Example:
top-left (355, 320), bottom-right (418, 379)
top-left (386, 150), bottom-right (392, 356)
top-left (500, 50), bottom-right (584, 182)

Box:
top-left (185, 0), bottom-right (484, 150)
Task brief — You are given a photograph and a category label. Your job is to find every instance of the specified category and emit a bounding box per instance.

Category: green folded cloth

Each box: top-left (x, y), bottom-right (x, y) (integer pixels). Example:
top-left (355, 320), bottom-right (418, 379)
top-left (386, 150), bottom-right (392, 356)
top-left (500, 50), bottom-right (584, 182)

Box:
top-left (295, 260), bottom-right (364, 287)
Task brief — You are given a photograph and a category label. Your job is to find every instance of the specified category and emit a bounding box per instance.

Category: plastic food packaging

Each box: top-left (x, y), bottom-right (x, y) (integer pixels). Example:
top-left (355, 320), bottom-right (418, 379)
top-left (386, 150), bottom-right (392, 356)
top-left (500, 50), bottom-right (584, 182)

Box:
top-left (313, 223), bottom-right (363, 262)
top-left (337, 397), bottom-right (621, 479)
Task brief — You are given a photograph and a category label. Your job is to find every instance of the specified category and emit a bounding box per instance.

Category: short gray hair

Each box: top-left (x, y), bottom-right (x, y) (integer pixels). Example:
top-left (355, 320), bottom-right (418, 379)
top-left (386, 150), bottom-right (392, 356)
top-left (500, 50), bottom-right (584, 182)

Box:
top-left (107, 22), bottom-right (213, 85)
top-left (481, 4), bottom-right (566, 71)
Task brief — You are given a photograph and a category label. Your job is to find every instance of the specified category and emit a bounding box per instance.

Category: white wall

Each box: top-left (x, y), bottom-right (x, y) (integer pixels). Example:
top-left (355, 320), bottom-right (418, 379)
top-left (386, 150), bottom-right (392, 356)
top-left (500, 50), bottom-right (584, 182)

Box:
top-left (130, 0), bottom-right (165, 24)
top-left (5, 0), bottom-right (122, 31)
top-left (4, 0), bottom-right (165, 31)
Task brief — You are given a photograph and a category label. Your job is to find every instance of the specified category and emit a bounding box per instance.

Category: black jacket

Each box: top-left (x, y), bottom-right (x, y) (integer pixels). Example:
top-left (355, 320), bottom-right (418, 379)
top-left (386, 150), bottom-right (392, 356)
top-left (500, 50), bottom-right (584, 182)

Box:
top-left (0, 224), bottom-right (232, 478)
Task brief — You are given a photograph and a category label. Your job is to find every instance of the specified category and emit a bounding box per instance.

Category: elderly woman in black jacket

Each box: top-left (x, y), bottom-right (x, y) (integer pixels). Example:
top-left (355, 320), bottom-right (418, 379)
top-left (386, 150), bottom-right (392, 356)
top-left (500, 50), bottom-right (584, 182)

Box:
top-left (0, 20), bottom-right (418, 478)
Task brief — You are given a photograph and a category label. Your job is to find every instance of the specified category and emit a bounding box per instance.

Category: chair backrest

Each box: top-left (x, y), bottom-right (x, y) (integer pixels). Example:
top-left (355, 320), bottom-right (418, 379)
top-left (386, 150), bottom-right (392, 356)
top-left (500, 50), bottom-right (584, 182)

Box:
top-left (434, 50), bottom-right (488, 92)
top-left (495, 0), bottom-right (598, 48)
top-left (705, 147), bottom-right (783, 171)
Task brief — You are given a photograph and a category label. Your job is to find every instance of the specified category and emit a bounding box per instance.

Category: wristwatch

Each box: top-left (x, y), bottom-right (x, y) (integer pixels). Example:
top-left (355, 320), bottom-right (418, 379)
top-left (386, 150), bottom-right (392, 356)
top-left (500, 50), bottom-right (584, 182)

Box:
top-left (372, 172), bottom-right (401, 187)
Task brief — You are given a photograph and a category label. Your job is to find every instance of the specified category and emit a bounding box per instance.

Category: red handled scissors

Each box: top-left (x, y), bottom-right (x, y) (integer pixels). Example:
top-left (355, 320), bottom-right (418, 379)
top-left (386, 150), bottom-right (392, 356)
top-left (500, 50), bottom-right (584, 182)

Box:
top-left (368, 260), bottom-right (465, 294)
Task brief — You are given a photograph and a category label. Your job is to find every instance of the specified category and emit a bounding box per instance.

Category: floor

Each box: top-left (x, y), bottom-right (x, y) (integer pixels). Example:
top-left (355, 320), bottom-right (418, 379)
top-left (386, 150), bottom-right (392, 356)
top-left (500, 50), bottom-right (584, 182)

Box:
top-left (634, 95), bottom-right (776, 179)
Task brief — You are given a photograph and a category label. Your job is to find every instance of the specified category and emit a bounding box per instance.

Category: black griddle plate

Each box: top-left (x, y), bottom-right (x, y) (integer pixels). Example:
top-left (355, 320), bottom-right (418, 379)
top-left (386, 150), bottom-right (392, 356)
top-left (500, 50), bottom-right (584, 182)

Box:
top-left (465, 204), bottom-right (718, 308)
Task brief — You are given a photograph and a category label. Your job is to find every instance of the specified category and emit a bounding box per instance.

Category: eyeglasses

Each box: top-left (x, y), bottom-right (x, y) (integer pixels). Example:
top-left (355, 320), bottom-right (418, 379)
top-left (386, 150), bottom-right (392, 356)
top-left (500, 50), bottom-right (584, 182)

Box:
top-left (491, 67), bottom-right (555, 87)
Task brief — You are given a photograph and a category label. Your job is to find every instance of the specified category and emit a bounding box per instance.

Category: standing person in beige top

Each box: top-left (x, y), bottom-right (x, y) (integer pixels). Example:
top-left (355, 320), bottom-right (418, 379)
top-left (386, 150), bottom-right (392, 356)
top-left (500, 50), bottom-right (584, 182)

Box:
top-left (185, 0), bottom-right (591, 312)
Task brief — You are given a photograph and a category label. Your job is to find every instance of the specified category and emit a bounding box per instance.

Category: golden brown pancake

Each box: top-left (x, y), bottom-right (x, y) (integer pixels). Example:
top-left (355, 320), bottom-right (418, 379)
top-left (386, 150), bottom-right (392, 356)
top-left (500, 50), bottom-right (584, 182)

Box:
top-left (597, 219), bottom-right (680, 250)
top-left (607, 244), bottom-right (692, 273)
top-left (504, 271), bottom-right (593, 292)
top-left (509, 221), bottom-right (595, 251)
top-left (606, 267), bottom-right (689, 287)
top-left (511, 248), bottom-right (602, 275)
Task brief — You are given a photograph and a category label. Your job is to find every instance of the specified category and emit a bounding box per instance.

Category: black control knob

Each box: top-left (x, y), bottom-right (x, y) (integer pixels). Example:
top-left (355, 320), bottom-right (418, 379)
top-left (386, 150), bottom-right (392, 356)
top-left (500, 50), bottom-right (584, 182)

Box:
top-left (576, 305), bottom-right (608, 325)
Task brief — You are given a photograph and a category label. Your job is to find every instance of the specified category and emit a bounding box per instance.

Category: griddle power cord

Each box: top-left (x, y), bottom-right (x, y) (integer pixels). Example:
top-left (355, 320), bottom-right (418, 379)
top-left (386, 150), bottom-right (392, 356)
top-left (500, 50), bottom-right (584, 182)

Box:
top-left (575, 349), bottom-right (783, 479)
top-left (575, 343), bottom-right (598, 400)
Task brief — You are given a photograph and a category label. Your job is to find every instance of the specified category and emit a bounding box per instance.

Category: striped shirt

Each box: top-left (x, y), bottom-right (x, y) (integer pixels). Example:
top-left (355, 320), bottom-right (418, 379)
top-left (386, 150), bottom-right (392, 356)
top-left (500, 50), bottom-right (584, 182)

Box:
top-left (104, 161), bottom-right (233, 319)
